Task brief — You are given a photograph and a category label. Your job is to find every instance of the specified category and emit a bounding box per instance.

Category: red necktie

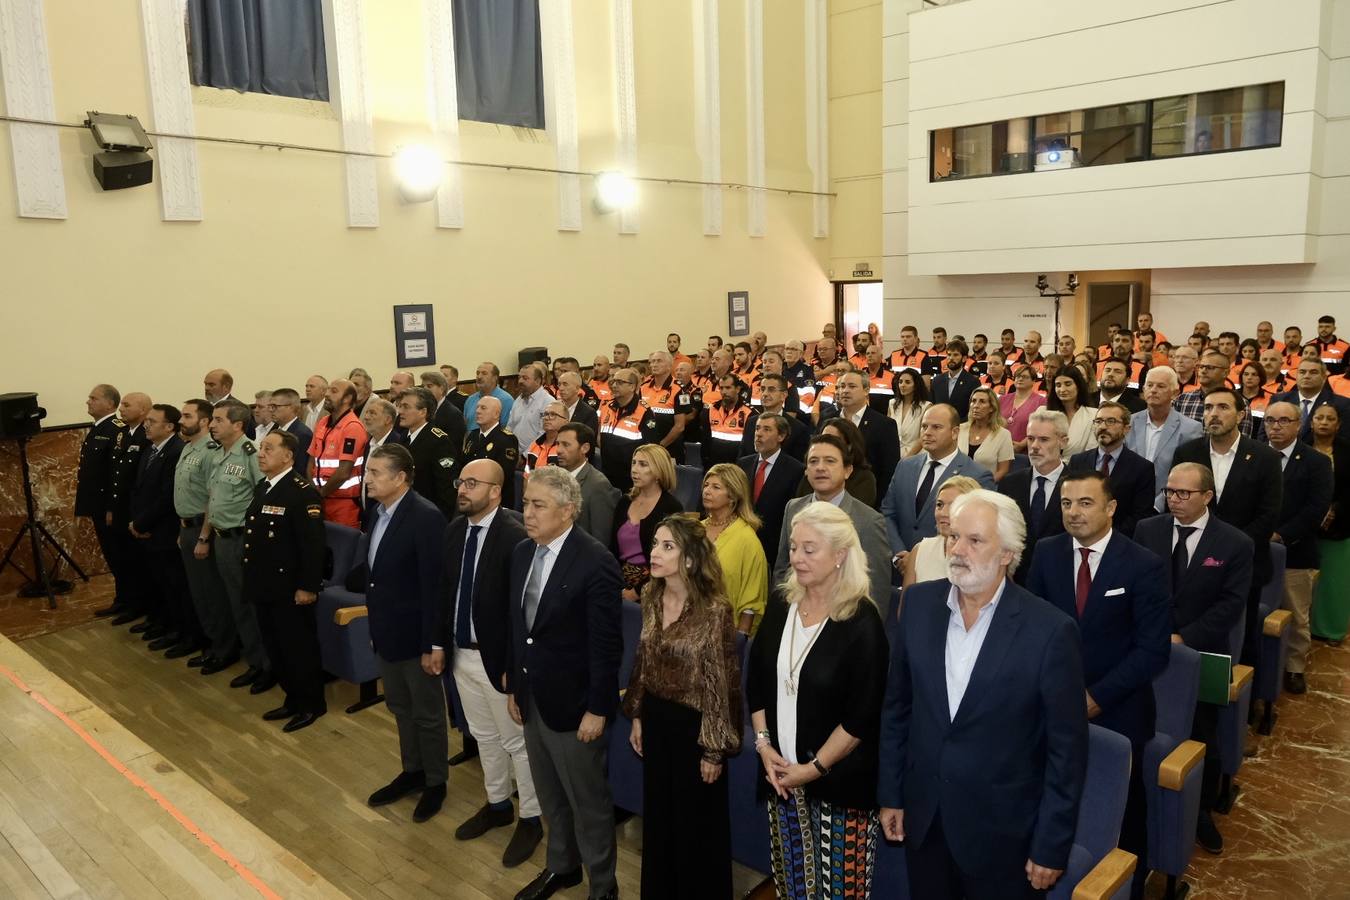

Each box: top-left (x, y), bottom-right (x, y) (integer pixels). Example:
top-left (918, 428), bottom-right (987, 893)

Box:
top-left (754, 459), bottom-right (769, 501)
top-left (1100, 453), bottom-right (1113, 477)
top-left (1075, 547), bottom-right (1093, 617)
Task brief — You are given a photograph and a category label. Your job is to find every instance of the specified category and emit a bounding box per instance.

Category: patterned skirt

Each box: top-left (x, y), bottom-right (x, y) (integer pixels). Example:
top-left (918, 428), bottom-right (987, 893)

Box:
top-left (767, 789), bottom-right (878, 899)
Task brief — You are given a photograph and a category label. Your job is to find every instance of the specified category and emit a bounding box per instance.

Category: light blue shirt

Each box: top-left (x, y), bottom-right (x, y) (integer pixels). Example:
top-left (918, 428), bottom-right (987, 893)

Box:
top-left (944, 579), bottom-right (1007, 721)
top-left (463, 386), bottom-right (515, 432)
top-left (368, 489), bottom-right (408, 568)
top-left (507, 385), bottom-right (554, 449)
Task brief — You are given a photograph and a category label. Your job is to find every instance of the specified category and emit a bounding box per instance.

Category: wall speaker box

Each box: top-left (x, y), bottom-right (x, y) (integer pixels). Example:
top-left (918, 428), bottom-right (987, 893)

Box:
top-left (518, 347), bottom-right (549, 370)
top-left (93, 152), bottom-right (153, 191)
top-left (0, 393), bottom-right (44, 439)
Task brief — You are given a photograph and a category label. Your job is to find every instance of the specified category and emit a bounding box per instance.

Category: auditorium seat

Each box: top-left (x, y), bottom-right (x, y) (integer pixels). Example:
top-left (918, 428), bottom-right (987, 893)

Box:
top-left (610, 602), bottom-right (647, 816)
top-left (1253, 541), bottom-right (1293, 735)
top-left (513, 470), bottom-right (524, 512)
top-left (1011, 453), bottom-right (1030, 471)
top-left (684, 442), bottom-right (703, 469)
top-left (1050, 725), bottom-right (1137, 900)
top-left (673, 465), bottom-right (703, 513)
top-left (1215, 616), bottom-right (1255, 814)
top-left (315, 522), bottom-right (384, 714)
top-left (728, 634), bottom-right (770, 875)
top-left (1145, 643), bottom-right (1206, 900)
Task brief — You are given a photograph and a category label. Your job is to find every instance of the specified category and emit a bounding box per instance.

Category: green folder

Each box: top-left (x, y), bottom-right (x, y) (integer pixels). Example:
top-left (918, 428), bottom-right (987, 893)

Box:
top-left (1198, 652), bottom-right (1233, 706)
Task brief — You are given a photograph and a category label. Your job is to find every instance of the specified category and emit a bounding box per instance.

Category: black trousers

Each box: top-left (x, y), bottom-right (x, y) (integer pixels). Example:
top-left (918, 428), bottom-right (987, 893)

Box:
top-left (148, 542), bottom-right (203, 643)
top-left (639, 695), bottom-right (732, 900)
top-left (907, 812), bottom-right (1043, 900)
top-left (1192, 702), bottom-right (1222, 812)
top-left (255, 599), bottom-right (326, 714)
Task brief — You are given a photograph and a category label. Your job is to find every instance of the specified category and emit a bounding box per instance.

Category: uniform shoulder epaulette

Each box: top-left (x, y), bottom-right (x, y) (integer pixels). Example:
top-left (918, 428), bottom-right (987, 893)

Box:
top-left (638, 398), bottom-right (651, 409)
top-left (243, 443), bottom-right (257, 455)
top-left (207, 440), bottom-right (221, 449)
top-left (292, 475), bottom-right (312, 488)
top-left (113, 417), bottom-right (126, 427)
top-left (430, 427), bottom-right (447, 438)
top-left (502, 427), bottom-right (514, 436)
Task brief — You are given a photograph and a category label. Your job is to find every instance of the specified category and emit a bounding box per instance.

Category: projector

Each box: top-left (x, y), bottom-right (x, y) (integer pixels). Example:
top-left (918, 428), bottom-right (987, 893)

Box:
top-left (1034, 148), bottom-right (1082, 172)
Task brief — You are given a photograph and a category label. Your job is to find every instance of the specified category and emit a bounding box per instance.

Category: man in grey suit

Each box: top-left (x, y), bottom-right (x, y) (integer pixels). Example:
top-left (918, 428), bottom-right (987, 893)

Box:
top-left (881, 404), bottom-right (994, 563)
top-left (556, 423), bottom-right (618, 542)
top-left (1124, 365), bottom-right (1203, 511)
top-left (774, 434), bottom-right (894, 621)
top-left (558, 372), bottom-right (600, 435)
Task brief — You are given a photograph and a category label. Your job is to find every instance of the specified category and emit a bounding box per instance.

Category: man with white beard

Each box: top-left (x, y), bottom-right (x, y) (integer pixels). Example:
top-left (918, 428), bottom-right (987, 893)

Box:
top-left (878, 490), bottom-right (1088, 897)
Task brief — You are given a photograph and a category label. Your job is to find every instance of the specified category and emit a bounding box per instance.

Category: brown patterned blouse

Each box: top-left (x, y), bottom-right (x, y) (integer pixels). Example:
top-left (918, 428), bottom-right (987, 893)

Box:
top-left (622, 596), bottom-right (744, 762)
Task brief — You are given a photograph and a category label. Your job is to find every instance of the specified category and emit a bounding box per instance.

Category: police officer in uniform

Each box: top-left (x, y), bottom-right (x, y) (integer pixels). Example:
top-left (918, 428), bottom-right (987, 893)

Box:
top-left (244, 431), bottom-right (328, 733)
top-left (80, 384), bottom-right (125, 618)
top-left (599, 367), bottom-right (656, 492)
top-left (199, 400), bottom-right (274, 692)
top-left (672, 361), bottom-right (706, 445)
top-left (702, 374), bottom-right (754, 468)
top-left (641, 351), bottom-right (694, 465)
top-left (464, 395), bottom-right (520, 509)
top-left (398, 387), bottom-right (460, 518)
top-left (173, 399), bottom-right (221, 663)
top-left (107, 392), bottom-right (152, 626)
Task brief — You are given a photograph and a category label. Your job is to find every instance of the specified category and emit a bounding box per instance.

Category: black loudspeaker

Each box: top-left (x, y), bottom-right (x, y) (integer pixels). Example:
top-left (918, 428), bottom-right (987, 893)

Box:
top-left (0, 393), bottom-right (45, 438)
top-left (518, 347), bottom-right (550, 370)
top-left (93, 151), bottom-right (154, 191)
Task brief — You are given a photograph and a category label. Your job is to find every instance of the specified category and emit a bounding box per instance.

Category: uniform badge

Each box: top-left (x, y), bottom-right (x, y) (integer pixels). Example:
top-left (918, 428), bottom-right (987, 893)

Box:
top-left (262, 505), bottom-right (286, 515)
top-left (439, 457), bottom-right (454, 469)
top-left (505, 447), bottom-right (518, 461)
top-left (644, 419), bottom-right (656, 429)
top-left (306, 504), bottom-right (322, 518)
top-left (243, 442), bottom-right (257, 455)
top-left (343, 437), bottom-right (356, 453)
top-left (486, 443), bottom-right (494, 452)
top-left (431, 427), bottom-right (447, 438)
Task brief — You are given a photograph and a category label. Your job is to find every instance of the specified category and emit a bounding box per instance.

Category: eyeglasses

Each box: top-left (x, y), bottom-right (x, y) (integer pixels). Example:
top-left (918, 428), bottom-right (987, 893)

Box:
top-left (1265, 416), bottom-right (1298, 427)
top-left (1197, 363), bottom-right (1225, 371)
top-left (1091, 417), bottom-right (1126, 426)
top-left (1162, 488), bottom-right (1201, 500)
top-left (454, 478), bottom-right (501, 490)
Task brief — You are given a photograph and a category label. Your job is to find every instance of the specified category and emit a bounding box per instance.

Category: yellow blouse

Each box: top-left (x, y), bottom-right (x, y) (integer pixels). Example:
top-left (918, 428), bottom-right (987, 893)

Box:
top-left (706, 517), bottom-right (769, 634)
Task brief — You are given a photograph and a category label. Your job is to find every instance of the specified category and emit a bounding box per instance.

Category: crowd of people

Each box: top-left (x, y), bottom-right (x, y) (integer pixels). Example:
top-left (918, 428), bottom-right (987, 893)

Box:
top-left (71, 312), bottom-right (1350, 899)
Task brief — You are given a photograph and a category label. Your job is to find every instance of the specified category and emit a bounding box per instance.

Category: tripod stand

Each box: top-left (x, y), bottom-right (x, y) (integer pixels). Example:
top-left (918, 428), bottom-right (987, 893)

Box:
top-left (1, 436), bottom-right (88, 608)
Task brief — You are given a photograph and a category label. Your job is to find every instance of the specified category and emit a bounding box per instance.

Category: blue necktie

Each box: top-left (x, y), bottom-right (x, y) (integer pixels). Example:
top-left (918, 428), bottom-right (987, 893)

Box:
top-left (456, 525), bottom-right (481, 649)
top-left (1030, 475), bottom-right (1048, 535)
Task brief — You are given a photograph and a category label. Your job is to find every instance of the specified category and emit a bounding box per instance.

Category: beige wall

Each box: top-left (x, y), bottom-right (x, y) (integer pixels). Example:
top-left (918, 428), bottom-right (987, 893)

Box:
top-left (0, 0), bottom-right (861, 425)
top-left (827, 0), bottom-right (882, 280)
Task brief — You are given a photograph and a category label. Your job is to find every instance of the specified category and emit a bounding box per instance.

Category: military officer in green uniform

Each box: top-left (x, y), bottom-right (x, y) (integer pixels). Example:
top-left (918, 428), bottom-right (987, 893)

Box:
top-left (198, 399), bottom-right (273, 692)
top-left (397, 387), bottom-right (460, 518)
top-left (162, 399), bottom-right (214, 661)
top-left (463, 395), bottom-right (520, 509)
top-left (244, 430), bottom-right (328, 733)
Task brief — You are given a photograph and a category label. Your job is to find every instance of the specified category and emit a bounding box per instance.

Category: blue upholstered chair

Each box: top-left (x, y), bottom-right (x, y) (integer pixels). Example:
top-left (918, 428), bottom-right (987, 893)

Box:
top-left (684, 442), bottom-right (703, 469)
top-left (673, 465), bottom-right (703, 513)
top-left (1214, 615), bottom-right (1255, 814)
top-left (315, 522), bottom-right (384, 713)
top-left (727, 634), bottom-right (769, 874)
top-left (1049, 725), bottom-right (1137, 900)
top-left (1253, 541), bottom-right (1293, 734)
top-left (1011, 452), bottom-right (1031, 472)
top-left (1145, 643), bottom-right (1206, 900)
top-left (609, 601), bottom-right (647, 816)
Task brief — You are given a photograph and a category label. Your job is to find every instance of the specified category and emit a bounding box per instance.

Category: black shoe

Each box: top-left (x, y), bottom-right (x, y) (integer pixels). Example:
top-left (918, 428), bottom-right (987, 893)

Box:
top-left (93, 602), bottom-right (124, 618)
top-left (283, 711), bottom-right (324, 733)
top-left (187, 653), bottom-right (211, 668)
top-left (502, 818), bottom-right (543, 868)
top-left (129, 621), bottom-right (152, 634)
top-left (412, 784), bottom-right (446, 823)
top-left (1197, 812), bottom-right (1223, 854)
top-left (165, 643), bottom-right (199, 660)
top-left (455, 803), bottom-right (515, 840)
top-left (112, 611), bottom-right (144, 626)
top-left (1284, 671), bottom-right (1307, 694)
top-left (448, 735), bottom-right (479, 767)
top-left (593, 891), bottom-right (618, 900)
top-left (229, 666), bottom-right (263, 689)
top-left (200, 653), bottom-right (240, 676)
top-left (248, 671), bottom-right (277, 695)
top-left (262, 706), bottom-right (294, 722)
top-left (368, 771), bottom-right (426, 807)
top-left (513, 869), bottom-right (583, 900)
top-left (147, 635), bottom-right (178, 652)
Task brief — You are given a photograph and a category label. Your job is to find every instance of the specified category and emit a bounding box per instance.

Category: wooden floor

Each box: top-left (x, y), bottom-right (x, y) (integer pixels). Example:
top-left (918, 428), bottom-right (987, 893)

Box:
top-left (15, 614), bottom-right (764, 899)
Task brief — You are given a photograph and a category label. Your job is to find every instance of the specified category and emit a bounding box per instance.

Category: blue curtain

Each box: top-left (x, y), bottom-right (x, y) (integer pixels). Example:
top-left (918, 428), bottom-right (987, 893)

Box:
top-left (453, 0), bottom-right (545, 129)
top-left (188, 0), bottom-right (329, 102)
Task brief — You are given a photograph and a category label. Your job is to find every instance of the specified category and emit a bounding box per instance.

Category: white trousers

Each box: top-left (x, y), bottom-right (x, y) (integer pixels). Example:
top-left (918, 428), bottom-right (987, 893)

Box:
top-left (453, 648), bottom-right (540, 817)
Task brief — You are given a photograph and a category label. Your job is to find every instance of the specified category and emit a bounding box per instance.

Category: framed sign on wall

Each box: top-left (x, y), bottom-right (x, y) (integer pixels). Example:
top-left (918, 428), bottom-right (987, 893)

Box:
top-left (727, 291), bottom-right (749, 336)
top-left (393, 304), bottom-right (436, 368)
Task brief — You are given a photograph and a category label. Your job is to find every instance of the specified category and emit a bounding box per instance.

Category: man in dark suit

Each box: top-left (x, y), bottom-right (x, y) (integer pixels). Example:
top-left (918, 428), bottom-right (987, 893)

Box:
top-left (1171, 387), bottom-right (1282, 666)
top-left (1000, 408), bottom-right (1070, 583)
top-left (1262, 401), bottom-right (1334, 693)
top-left (879, 489), bottom-right (1087, 896)
top-left (107, 392), bottom-right (153, 626)
top-left (557, 371), bottom-right (600, 435)
top-left (819, 370), bottom-right (901, 504)
top-left (884, 403), bottom-right (995, 559)
top-left (429, 459), bottom-right (542, 867)
top-left (507, 466), bottom-right (622, 900)
top-left (398, 387), bottom-right (460, 518)
top-left (422, 370), bottom-right (470, 451)
top-left (1136, 462), bottom-right (1254, 854)
top-left (1066, 401), bottom-right (1157, 537)
top-left (357, 444), bottom-right (452, 823)
top-left (1272, 358), bottom-right (1350, 441)
top-left (1028, 471), bottom-right (1170, 896)
top-left (738, 413), bottom-right (805, 569)
top-left (269, 388), bottom-right (313, 478)
top-left (128, 404), bottom-right (187, 647)
top-left (1091, 358), bottom-right (1146, 413)
top-left (740, 374), bottom-right (810, 461)
top-left (80, 383), bottom-right (125, 618)
top-left (243, 431), bottom-right (327, 733)
top-left (555, 423), bottom-right (619, 542)
top-left (930, 339), bottom-right (982, 421)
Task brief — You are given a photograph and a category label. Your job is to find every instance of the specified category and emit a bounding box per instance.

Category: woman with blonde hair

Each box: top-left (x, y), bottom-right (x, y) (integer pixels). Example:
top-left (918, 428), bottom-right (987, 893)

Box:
top-left (747, 501), bottom-right (889, 898)
top-left (610, 443), bottom-right (683, 600)
top-left (901, 475), bottom-right (982, 590)
top-left (701, 464), bottom-right (769, 635)
top-left (956, 387), bottom-right (1014, 482)
top-left (624, 515), bottom-right (742, 900)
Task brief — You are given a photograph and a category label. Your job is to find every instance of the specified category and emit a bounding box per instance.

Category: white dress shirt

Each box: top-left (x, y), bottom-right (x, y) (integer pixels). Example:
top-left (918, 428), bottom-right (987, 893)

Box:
top-left (448, 505), bottom-right (499, 647)
top-left (523, 526), bottom-right (574, 608)
top-left (1071, 529), bottom-right (1113, 586)
top-left (1171, 511), bottom-right (1209, 560)
top-left (1208, 440), bottom-right (1239, 499)
top-left (1144, 415), bottom-right (1168, 461)
top-left (945, 580), bottom-right (1006, 721)
top-left (753, 449), bottom-right (781, 484)
top-left (918, 448), bottom-right (960, 502)
top-left (1029, 461), bottom-right (1066, 505)
top-left (264, 467), bottom-right (292, 492)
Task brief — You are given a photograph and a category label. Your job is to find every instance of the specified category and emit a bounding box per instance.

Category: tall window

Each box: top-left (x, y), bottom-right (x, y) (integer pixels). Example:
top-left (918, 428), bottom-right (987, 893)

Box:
top-left (453, 0), bottom-right (545, 129)
top-left (187, 0), bottom-right (329, 102)
top-left (1150, 83), bottom-right (1284, 157)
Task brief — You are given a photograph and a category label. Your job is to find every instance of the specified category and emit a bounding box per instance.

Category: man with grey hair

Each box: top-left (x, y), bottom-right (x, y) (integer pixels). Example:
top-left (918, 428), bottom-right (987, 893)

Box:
top-left (465, 396), bottom-right (520, 510)
top-left (880, 488), bottom-right (1086, 897)
top-left (269, 388), bottom-right (312, 478)
top-left (556, 371), bottom-right (599, 434)
top-left (390, 371), bottom-right (416, 396)
top-left (349, 368), bottom-right (374, 418)
top-left (508, 362), bottom-right (552, 452)
top-left (252, 390), bottom-right (275, 441)
top-left (421, 370), bottom-right (469, 447)
top-left (998, 408), bottom-right (1071, 584)
top-left (1126, 365), bottom-right (1202, 511)
top-left (360, 397), bottom-right (402, 509)
top-left (507, 465), bottom-right (622, 900)
top-left (302, 375), bottom-right (328, 430)
top-left (80, 383), bottom-right (125, 618)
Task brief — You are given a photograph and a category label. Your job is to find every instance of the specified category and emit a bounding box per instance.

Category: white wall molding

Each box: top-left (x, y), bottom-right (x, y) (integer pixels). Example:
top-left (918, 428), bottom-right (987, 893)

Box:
top-left (325, 0), bottom-right (378, 228)
top-left (744, 0), bottom-right (765, 236)
top-left (140, 0), bottom-right (202, 221)
top-left (804, 0), bottom-right (829, 237)
top-left (612, 0), bottom-right (638, 234)
top-left (692, 0), bottom-right (722, 235)
top-left (541, 0), bottom-right (581, 231)
top-left (424, 0), bottom-right (463, 229)
top-left (0, 0), bottom-right (66, 219)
